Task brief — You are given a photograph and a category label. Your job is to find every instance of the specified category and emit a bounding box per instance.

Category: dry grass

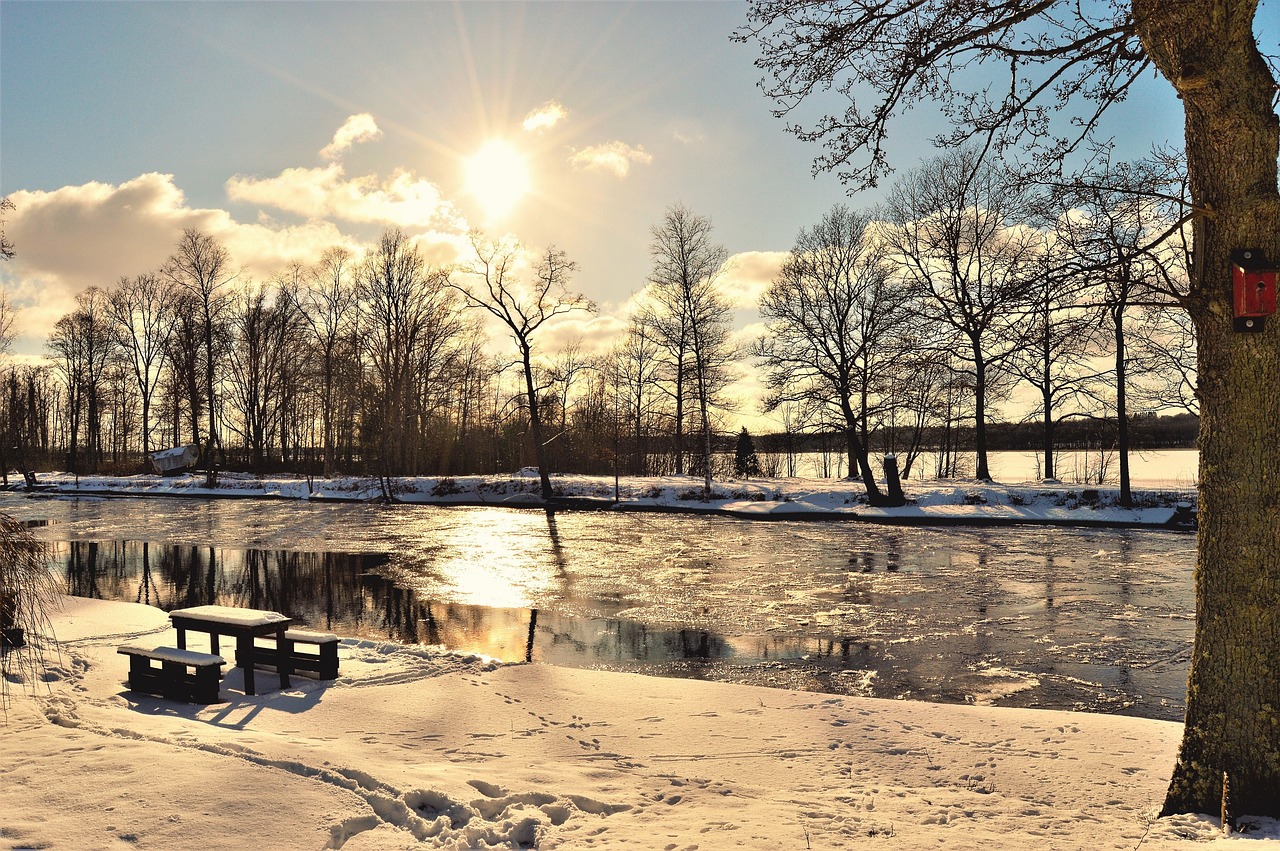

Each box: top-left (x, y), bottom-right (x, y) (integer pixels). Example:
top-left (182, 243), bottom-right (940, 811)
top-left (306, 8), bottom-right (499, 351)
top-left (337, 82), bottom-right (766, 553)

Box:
top-left (0, 513), bottom-right (57, 708)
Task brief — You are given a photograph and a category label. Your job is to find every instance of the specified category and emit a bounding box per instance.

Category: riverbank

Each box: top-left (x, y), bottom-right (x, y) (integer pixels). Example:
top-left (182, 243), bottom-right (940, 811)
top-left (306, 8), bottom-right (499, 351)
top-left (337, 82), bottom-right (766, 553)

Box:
top-left (8, 470), bottom-right (1197, 529)
top-left (3, 594), bottom-right (1274, 850)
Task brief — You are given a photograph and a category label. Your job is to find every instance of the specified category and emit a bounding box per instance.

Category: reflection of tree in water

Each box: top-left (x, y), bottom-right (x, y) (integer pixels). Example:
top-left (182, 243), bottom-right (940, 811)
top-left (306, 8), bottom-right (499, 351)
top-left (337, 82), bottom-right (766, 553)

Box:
top-left (54, 541), bottom-right (392, 635)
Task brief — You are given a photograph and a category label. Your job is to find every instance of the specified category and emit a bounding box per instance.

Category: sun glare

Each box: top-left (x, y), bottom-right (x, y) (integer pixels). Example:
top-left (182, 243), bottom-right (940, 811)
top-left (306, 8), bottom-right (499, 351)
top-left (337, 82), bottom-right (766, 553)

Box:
top-left (465, 139), bottom-right (531, 221)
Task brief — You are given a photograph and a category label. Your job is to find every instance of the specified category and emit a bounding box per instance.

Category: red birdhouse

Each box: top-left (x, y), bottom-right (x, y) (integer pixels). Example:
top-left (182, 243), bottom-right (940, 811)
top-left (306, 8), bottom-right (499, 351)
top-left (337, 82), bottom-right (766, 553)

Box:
top-left (1232, 249), bottom-right (1277, 332)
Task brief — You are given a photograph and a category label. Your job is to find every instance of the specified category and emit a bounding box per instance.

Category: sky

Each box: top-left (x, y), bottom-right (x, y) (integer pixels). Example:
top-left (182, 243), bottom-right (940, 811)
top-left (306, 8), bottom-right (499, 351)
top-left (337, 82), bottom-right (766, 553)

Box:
top-left (1, 0), bottom-right (1259, 427)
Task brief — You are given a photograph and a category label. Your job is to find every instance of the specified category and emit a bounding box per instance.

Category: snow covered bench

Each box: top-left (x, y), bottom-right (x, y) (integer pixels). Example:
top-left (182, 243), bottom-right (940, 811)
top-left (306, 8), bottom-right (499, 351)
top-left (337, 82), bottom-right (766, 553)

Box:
top-left (251, 629), bottom-right (340, 680)
top-left (118, 644), bottom-right (224, 704)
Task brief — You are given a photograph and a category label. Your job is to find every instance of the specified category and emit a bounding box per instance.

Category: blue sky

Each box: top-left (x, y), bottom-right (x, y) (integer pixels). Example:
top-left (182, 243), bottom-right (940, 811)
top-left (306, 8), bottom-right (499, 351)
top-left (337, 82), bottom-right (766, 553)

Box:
top-left (0, 0), bottom-right (1254, 380)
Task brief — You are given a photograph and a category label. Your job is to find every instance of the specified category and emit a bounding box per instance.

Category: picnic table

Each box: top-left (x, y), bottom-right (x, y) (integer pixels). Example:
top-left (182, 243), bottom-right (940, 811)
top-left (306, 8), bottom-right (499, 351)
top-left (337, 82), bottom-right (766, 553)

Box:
top-left (169, 605), bottom-right (292, 695)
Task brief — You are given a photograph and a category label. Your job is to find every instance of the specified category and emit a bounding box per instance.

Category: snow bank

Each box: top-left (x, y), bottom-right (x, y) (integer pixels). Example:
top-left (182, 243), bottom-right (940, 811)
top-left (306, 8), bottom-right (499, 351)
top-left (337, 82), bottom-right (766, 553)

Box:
top-left (2, 596), bottom-right (1274, 849)
top-left (13, 471), bottom-right (1197, 529)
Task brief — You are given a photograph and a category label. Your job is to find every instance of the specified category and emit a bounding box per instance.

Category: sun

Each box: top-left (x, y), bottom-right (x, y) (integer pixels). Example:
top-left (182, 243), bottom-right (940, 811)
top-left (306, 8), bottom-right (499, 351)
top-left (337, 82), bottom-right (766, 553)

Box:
top-left (464, 139), bottom-right (531, 221)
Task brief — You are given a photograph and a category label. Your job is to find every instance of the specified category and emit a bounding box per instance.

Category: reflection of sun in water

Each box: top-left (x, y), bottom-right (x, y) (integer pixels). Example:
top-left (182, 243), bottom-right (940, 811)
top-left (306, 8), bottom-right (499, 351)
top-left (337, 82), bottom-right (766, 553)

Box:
top-left (465, 139), bottom-right (530, 221)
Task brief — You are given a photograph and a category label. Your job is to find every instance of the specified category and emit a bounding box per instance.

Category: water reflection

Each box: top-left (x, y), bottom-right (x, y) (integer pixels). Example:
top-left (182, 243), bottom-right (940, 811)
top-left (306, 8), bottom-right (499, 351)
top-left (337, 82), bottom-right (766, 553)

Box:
top-left (18, 495), bottom-right (1197, 721)
top-left (51, 540), bottom-right (736, 669)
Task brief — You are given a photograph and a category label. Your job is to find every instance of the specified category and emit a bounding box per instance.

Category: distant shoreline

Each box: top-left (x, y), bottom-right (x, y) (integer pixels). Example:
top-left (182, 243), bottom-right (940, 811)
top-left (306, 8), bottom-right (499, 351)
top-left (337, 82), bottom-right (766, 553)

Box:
top-left (2, 470), bottom-right (1198, 531)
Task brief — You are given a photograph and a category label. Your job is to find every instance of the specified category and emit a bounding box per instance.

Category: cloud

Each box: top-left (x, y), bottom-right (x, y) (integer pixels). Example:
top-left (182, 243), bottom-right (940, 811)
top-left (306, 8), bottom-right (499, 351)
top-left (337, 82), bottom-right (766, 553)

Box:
top-left (0, 173), bottom-right (372, 356)
top-left (522, 102), bottom-right (568, 133)
top-left (568, 142), bottom-right (653, 179)
top-left (227, 164), bottom-right (467, 231)
top-left (1, 174), bottom-right (220, 340)
top-left (714, 251), bottom-right (788, 309)
top-left (319, 113), bottom-right (382, 160)
top-left (538, 311), bottom-right (626, 358)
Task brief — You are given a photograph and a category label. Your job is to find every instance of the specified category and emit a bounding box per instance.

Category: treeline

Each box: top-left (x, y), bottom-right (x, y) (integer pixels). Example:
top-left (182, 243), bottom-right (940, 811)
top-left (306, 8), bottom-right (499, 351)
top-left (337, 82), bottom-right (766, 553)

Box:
top-left (757, 412), bottom-right (1198, 457)
top-left (1, 149), bottom-right (1199, 501)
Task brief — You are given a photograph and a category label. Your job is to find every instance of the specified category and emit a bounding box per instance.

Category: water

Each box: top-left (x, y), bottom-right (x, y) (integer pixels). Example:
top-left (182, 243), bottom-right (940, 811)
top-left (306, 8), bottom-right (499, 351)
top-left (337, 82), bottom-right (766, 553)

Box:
top-left (2, 493), bottom-right (1196, 721)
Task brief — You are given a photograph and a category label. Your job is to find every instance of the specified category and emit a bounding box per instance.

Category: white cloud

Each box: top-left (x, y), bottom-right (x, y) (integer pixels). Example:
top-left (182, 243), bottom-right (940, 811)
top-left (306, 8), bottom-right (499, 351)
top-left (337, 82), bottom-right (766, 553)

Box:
top-left (538, 312), bottom-right (624, 358)
top-left (522, 102), bottom-right (568, 133)
top-left (1, 174), bottom-right (220, 347)
top-left (319, 113), bottom-right (382, 160)
top-left (714, 251), bottom-right (788, 309)
top-left (227, 164), bottom-right (467, 232)
top-left (0, 173), bottom-right (381, 357)
top-left (568, 142), bottom-right (653, 179)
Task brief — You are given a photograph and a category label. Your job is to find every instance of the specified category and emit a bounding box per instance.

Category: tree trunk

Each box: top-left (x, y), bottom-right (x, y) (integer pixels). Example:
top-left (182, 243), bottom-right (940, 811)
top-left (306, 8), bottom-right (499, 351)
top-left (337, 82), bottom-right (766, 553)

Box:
top-left (522, 345), bottom-right (554, 502)
top-left (673, 353), bottom-right (685, 475)
top-left (1134, 0), bottom-right (1280, 820)
top-left (204, 315), bottom-right (219, 486)
top-left (841, 396), bottom-right (891, 504)
top-left (1041, 386), bottom-right (1054, 481)
top-left (972, 344), bottom-right (991, 480)
top-left (1114, 304), bottom-right (1132, 507)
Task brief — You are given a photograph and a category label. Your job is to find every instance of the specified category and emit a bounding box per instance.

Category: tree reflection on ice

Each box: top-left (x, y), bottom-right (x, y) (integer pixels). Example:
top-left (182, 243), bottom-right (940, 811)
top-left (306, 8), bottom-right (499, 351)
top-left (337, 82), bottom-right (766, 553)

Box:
top-left (20, 495), bottom-right (1196, 721)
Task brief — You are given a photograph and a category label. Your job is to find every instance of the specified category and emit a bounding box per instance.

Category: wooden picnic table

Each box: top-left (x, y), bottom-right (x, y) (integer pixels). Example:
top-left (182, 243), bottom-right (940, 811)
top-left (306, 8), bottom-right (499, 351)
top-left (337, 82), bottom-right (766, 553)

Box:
top-left (169, 605), bottom-right (292, 696)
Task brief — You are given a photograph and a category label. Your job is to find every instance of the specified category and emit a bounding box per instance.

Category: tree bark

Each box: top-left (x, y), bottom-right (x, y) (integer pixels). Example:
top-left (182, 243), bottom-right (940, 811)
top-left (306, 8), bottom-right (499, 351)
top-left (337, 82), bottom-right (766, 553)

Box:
top-left (972, 344), bottom-right (991, 480)
top-left (1133, 0), bottom-right (1280, 820)
top-left (1114, 303), bottom-right (1132, 506)
top-left (522, 344), bottom-right (554, 503)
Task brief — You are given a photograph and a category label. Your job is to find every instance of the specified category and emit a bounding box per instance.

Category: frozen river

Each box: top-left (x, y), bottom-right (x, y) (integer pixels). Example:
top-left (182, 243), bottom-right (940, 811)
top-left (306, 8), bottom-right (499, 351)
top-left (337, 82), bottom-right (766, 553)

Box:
top-left (3, 493), bottom-right (1196, 721)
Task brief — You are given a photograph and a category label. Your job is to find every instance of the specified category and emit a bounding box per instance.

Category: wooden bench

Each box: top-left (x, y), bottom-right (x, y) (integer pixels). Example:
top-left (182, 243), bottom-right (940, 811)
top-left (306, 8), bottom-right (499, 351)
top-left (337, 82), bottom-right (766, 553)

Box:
top-left (252, 629), bottom-right (340, 680)
top-left (118, 644), bottom-right (224, 704)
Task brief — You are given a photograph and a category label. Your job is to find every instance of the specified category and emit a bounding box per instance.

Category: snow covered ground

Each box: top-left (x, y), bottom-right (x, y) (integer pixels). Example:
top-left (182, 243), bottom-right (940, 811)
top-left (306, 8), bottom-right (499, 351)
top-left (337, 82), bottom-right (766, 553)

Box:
top-left (2, 595), bottom-right (1276, 850)
top-left (14, 469), bottom-right (1196, 528)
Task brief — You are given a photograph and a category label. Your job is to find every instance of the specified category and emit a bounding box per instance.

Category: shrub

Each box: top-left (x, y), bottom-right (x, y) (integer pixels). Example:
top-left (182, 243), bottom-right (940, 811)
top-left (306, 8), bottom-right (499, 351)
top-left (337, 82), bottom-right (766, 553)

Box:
top-left (1, 514), bottom-right (57, 707)
top-left (431, 477), bottom-right (462, 496)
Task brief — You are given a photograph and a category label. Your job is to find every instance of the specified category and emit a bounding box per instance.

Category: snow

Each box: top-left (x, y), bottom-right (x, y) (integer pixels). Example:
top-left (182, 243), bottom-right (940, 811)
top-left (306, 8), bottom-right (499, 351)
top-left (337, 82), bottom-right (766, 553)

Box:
top-left (170, 604), bottom-right (292, 628)
top-left (13, 470), bottom-right (1196, 528)
top-left (118, 643), bottom-right (225, 666)
top-left (3, 596), bottom-right (1277, 849)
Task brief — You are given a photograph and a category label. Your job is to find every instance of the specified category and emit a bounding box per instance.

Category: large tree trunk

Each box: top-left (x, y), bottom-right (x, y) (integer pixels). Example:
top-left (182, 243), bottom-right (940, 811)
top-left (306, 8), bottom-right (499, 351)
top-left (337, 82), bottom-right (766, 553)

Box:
top-left (840, 396), bottom-right (894, 505)
top-left (972, 344), bottom-right (991, 480)
top-left (673, 353), bottom-right (686, 475)
top-left (522, 345), bottom-right (554, 503)
top-left (1134, 0), bottom-right (1280, 820)
top-left (1114, 304), bottom-right (1132, 507)
top-left (1040, 389), bottom-right (1054, 480)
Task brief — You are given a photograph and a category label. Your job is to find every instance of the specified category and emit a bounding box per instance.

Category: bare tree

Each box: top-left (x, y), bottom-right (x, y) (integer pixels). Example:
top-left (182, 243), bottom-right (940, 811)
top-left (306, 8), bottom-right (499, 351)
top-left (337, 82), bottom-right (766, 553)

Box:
top-left (1054, 161), bottom-right (1188, 504)
top-left (454, 234), bottom-right (593, 502)
top-left (359, 229), bottom-right (463, 486)
top-left (883, 149), bottom-right (1039, 481)
top-left (162, 229), bottom-right (234, 484)
top-left (613, 318), bottom-right (665, 475)
top-left (0, 292), bottom-right (16, 485)
top-left (48, 288), bottom-right (116, 475)
top-left (1008, 237), bottom-right (1106, 482)
top-left (1130, 304), bottom-right (1197, 415)
top-left (107, 273), bottom-right (176, 465)
top-left (0, 288), bottom-right (16, 355)
top-left (162, 291), bottom-right (207, 452)
top-left (0, 197), bottom-right (14, 261)
top-left (300, 247), bottom-right (360, 475)
top-left (756, 205), bottom-right (908, 504)
top-left (738, 0), bottom-right (1280, 818)
top-left (544, 339), bottom-right (592, 471)
top-left (225, 281), bottom-right (300, 471)
top-left (644, 204), bottom-right (735, 495)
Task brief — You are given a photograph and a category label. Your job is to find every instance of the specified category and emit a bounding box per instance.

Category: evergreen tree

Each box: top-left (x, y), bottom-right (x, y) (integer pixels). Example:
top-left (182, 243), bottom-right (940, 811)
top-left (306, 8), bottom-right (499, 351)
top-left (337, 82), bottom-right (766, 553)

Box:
top-left (733, 427), bottom-right (761, 478)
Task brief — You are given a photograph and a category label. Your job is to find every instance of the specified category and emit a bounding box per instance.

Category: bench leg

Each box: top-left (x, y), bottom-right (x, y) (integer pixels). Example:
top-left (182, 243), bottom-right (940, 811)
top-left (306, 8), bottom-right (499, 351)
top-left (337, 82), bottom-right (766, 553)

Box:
top-left (193, 664), bottom-right (221, 704)
top-left (161, 660), bottom-right (185, 701)
top-left (318, 643), bottom-right (339, 679)
top-left (237, 635), bottom-right (256, 695)
top-left (278, 636), bottom-right (292, 690)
